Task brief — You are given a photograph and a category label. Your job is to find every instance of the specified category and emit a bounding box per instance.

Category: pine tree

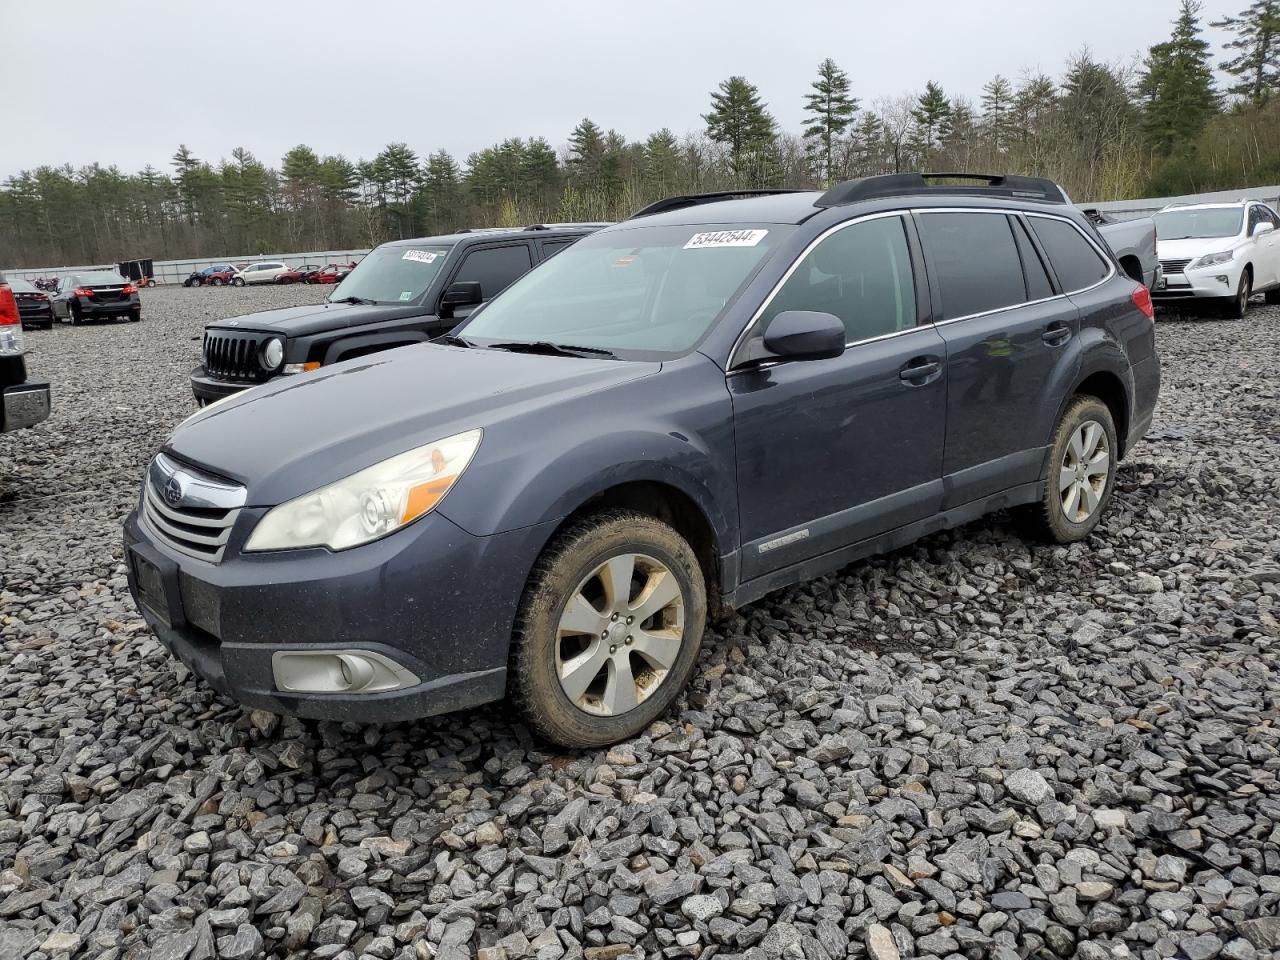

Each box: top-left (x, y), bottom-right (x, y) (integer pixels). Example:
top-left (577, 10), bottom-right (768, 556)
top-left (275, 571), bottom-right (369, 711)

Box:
top-left (1012, 74), bottom-right (1058, 140)
top-left (980, 75), bottom-right (1015, 152)
top-left (420, 151), bottom-right (462, 231)
top-left (703, 76), bottom-right (776, 184)
top-left (802, 59), bottom-right (858, 185)
top-left (1140, 1), bottom-right (1220, 154)
top-left (567, 118), bottom-right (606, 190)
top-left (642, 128), bottom-right (680, 198)
top-left (910, 82), bottom-right (951, 162)
top-left (1212, 1), bottom-right (1280, 104)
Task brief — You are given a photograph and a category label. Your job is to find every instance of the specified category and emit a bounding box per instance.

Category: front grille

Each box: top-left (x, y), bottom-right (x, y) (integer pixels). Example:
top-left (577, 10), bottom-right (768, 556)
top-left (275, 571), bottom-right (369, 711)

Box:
top-left (141, 454), bottom-right (246, 563)
top-left (1159, 258), bottom-right (1193, 274)
top-left (203, 330), bottom-right (270, 383)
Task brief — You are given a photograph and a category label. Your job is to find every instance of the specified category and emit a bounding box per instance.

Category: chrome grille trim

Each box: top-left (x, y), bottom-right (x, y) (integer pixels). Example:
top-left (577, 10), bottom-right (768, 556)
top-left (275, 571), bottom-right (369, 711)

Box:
top-left (142, 454), bottom-right (246, 562)
top-left (1159, 258), bottom-right (1193, 274)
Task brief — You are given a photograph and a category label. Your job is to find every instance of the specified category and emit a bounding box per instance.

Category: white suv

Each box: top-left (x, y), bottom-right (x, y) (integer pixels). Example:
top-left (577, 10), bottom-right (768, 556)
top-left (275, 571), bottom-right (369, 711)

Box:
top-left (1152, 200), bottom-right (1280, 318)
top-left (235, 262), bottom-right (291, 286)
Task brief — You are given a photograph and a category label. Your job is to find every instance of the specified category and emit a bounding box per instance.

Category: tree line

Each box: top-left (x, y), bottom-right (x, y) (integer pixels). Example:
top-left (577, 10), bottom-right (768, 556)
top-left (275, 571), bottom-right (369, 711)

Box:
top-left (2, 0), bottom-right (1278, 270)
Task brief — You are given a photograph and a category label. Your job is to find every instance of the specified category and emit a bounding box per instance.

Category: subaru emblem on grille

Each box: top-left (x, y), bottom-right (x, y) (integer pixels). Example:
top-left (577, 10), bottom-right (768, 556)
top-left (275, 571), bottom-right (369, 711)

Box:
top-left (163, 475), bottom-right (184, 506)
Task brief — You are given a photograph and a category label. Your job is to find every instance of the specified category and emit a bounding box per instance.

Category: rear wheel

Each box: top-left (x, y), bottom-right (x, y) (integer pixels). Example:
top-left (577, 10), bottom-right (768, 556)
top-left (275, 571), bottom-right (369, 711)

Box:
top-left (129, 310), bottom-right (141, 322)
top-left (69, 303), bottom-right (83, 325)
top-left (1017, 396), bottom-right (1118, 544)
top-left (511, 510), bottom-right (706, 748)
top-left (1265, 288), bottom-right (1280, 305)
top-left (211, 278), bottom-right (223, 287)
top-left (1223, 269), bottom-right (1251, 319)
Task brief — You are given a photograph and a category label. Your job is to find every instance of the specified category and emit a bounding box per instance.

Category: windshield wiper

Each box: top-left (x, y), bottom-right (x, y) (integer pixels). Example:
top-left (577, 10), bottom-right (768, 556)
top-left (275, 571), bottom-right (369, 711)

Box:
top-left (331, 295), bottom-right (376, 305)
top-left (437, 334), bottom-right (473, 348)
top-left (484, 340), bottom-right (618, 359)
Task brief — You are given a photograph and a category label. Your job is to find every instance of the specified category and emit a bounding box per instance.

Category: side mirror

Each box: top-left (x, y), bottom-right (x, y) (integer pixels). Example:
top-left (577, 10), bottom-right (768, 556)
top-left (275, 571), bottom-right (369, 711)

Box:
top-left (440, 280), bottom-right (482, 317)
top-left (1253, 221), bottom-right (1275, 237)
top-left (757, 310), bottom-right (846, 362)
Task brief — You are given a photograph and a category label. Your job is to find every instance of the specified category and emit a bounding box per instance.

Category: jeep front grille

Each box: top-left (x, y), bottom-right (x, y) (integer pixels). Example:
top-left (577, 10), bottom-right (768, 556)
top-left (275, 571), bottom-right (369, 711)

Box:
top-left (203, 330), bottom-right (271, 383)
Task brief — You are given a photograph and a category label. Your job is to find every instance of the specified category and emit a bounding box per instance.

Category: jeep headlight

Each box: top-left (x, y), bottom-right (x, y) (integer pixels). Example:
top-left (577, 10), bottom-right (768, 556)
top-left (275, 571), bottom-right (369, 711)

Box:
top-left (245, 429), bottom-right (481, 551)
top-left (261, 337), bottom-right (284, 371)
top-left (1189, 250), bottom-right (1235, 269)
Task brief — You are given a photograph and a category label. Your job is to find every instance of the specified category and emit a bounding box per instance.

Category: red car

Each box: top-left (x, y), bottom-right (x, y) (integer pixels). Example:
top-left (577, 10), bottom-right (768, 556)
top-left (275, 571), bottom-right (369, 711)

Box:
top-left (306, 264), bottom-right (345, 284)
top-left (273, 267), bottom-right (305, 284)
top-left (204, 267), bottom-right (241, 287)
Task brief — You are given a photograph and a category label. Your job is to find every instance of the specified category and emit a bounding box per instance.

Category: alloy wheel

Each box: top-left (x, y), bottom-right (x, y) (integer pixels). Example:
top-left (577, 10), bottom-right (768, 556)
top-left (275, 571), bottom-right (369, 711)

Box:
top-left (1059, 419), bottom-right (1110, 523)
top-left (555, 552), bottom-right (685, 717)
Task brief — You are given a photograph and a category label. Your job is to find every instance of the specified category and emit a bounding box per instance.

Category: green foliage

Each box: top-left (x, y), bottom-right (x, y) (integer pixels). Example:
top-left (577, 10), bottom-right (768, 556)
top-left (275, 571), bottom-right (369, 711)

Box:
top-left (703, 75), bottom-right (776, 186)
top-left (1212, 0), bottom-right (1280, 105)
top-left (1139, 1), bottom-right (1219, 155)
top-left (803, 59), bottom-right (858, 185)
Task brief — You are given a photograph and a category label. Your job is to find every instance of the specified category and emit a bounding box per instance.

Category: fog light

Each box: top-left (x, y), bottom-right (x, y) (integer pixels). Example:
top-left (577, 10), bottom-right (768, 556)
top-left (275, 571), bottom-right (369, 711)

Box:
top-left (271, 650), bottom-right (419, 693)
top-left (1215, 275), bottom-right (1229, 285)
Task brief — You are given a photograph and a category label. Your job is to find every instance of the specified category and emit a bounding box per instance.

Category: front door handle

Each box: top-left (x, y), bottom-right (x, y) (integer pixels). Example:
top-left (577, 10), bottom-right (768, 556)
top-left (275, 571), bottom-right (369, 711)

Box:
top-left (1042, 323), bottom-right (1072, 346)
top-left (899, 358), bottom-right (941, 383)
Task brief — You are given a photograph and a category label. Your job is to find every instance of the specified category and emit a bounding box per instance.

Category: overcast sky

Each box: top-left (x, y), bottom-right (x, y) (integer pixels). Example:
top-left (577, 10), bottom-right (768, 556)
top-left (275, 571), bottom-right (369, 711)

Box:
top-left (2, 0), bottom-right (1241, 179)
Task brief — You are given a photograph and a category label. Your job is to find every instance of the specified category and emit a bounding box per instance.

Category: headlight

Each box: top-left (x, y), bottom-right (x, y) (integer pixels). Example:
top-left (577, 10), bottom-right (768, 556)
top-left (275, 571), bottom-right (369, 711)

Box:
top-left (244, 428), bottom-right (482, 552)
top-left (1189, 250), bottom-right (1235, 269)
top-left (261, 338), bottom-right (284, 371)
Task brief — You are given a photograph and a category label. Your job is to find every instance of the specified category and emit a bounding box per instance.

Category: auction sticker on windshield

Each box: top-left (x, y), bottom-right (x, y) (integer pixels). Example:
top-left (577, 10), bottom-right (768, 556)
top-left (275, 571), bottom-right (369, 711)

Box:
top-left (402, 250), bottom-right (441, 264)
top-left (684, 229), bottom-right (768, 250)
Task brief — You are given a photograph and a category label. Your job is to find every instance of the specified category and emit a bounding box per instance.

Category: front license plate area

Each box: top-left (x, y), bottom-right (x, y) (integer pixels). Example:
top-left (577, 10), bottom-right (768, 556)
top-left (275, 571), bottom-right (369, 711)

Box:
top-left (129, 544), bottom-right (183, 628)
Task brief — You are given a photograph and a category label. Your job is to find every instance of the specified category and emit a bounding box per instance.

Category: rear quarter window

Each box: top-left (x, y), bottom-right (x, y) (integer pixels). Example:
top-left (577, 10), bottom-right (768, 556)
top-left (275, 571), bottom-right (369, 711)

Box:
top-left (1029, 217), bottom-right (1110, 292)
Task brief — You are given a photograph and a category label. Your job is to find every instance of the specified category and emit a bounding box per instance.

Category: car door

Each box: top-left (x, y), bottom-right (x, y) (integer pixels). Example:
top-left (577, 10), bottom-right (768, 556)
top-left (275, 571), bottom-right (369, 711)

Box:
top-left (1250, 205), bottom-right (1280, 288)
top-left (728, 213), bottom-right (947, 580)
top-left (440, 242), bottom-right (535, 324)
top-left (919, 210), bottom-right (1086, 508)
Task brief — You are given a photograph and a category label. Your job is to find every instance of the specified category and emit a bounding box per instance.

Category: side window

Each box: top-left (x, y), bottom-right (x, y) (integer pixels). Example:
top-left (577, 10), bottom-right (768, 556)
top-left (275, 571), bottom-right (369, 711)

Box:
top-left (1247, 206), bottom-right (1263, 233)
top-left (760, 216), bottom-right (917, 343)
top-left (1264, 206), bottom-right (1280, 228)
top-left (453, 244), bottom-right (534, 299)
top-left (1013, 218), bottom-right (1055, 301)
top-left (539, 239), bottom-right (575, 261)
top-left (918, 212), bottom-right (1025, 319)
top-left (1029, 217), bottom-right (1110, 293)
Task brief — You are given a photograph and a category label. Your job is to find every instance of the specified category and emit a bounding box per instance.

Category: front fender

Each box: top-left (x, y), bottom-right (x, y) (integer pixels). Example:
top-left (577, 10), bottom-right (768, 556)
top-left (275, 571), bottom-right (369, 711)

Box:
top-left (436, 357), bottom-right (738, 559)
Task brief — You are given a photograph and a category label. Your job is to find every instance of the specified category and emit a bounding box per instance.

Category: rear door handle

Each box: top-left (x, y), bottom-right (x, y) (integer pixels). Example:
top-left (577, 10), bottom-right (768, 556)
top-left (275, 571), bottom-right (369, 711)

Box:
top-left (899, 358), bottom-right (941, 382)
top-left (1042, 323), bottom-right (1072, 346)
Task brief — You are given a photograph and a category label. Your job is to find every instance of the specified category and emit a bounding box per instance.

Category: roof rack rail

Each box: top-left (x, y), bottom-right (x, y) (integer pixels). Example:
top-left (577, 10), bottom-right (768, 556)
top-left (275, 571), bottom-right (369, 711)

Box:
top-left (522, 222), bottom-right (612, 231)
top-left (816, 173), bottom-right (1069, 207)
top-left (628, 189), bottom-right (806, 219)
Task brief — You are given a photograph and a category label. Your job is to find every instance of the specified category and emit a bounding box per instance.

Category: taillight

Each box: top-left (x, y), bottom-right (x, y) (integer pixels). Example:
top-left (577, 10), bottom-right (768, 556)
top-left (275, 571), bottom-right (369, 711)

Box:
top-left (74, 287), bottom-right (94, 297)
top-left (1131, 284), bottom-right (1154, 320)
top-left (0, 284), bottom-right (19, 326)
top-left (122, 284), bottom-right (137, 295)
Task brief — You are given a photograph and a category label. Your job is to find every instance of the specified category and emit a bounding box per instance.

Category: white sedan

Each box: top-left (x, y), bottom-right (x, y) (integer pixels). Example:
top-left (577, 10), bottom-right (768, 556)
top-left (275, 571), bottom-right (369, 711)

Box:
top-left (1152, 201), bottom-right (1280, 318)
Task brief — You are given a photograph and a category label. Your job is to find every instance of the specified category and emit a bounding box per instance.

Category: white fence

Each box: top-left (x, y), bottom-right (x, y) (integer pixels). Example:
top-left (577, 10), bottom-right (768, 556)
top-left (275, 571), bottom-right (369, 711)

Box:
top-left (1089, 185), bottom-right (1280, 221)
top-left (4, 249), bottom-right (371, 286)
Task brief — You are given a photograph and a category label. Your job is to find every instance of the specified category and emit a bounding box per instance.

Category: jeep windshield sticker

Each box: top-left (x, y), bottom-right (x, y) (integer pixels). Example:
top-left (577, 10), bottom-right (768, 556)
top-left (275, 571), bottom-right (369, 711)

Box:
top-left (402, 249), bottom-right (440, 264)
top-left (399, 291), bottom-right (414, 301)
top-left (684, 229), bottom-right (768, 250)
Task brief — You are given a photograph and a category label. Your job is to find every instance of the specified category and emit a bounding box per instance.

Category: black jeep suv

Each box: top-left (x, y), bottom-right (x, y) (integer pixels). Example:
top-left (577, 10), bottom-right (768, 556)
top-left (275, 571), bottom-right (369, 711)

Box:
top-left (1, 272), bottom-right (52, 434)
top-left (189, 224), bottom-right (603, 405)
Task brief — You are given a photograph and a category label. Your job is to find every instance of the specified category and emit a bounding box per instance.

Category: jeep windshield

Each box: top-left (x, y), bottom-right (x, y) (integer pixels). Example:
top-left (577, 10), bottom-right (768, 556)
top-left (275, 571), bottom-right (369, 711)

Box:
top-left (458, 223), bottom-right (792, 359)
top-left (329, 244), bottom-right (452, 305)
top-left (1154, 207), bottom-right (1243, 240)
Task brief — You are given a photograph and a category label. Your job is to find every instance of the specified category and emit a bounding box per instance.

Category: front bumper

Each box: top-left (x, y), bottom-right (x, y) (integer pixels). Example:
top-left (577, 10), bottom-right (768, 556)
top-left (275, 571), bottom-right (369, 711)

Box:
top-left (1151, 268), bottom-right (1237, 301)
top-left (190, 366), bottom-right (257, 405)
top-left (123, 504), bottom-right (554, 722)
top-left (2, 379), bottom-right (51, 432)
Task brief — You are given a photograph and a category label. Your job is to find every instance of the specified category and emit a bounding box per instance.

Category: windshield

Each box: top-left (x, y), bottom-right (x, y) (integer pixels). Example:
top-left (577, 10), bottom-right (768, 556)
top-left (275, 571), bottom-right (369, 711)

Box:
top-left (330, 245), bottom-right (451, 304)
top-left (458, 223), bottom-right (792, 357)
top-left (1155, 208), bottom-right (1243, 240)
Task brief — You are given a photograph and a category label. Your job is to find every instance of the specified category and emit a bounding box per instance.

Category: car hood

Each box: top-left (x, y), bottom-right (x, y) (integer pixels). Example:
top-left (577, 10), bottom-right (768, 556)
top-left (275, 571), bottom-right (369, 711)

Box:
top-left (206, 301), bottom-right (429, 337)
top-left (1156, 236), bottom-right (1239, 260)
top-left (166, 343), bottom-right (660, 504)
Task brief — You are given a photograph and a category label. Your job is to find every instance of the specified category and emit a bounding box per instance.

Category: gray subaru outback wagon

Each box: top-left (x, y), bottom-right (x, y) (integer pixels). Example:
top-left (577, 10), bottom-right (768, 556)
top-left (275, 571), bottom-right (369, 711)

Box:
top-left (125, 173), bottom-right (1160, 747)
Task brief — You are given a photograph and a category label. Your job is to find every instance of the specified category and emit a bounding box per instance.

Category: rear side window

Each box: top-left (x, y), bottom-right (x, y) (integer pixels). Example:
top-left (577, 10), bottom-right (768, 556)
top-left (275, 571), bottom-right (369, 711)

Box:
top-left (760, 216), bottom-right (917, 343)
top-left (918, 212), bottom-right (1025, 320)
top-left (539, 239), bottom-right (575, 260)
top-left (1013, 218), bottom-right (1055, 300)
top-left (1029, 217), bottom-right (1110, 292)
top-left (453, 244), bottom-right (534, 299)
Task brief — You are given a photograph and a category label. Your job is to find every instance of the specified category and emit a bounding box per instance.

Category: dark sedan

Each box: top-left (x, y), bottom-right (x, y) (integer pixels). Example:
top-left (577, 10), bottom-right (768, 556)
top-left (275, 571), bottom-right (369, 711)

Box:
top-left (52, 271), bottom-right (141, 324)
top-left (9, 278), bottom-right (55, 329)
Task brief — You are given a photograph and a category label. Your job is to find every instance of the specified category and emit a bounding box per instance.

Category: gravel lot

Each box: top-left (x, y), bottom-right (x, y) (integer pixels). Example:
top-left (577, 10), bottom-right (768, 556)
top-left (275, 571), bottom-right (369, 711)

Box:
top-left (1, 286), bottom-right (1278, 960)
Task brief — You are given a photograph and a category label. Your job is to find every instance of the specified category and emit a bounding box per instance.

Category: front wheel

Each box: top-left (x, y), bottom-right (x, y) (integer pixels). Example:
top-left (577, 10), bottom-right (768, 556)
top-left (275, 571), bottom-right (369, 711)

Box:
top-left (1224, 269), bottom-right (1251, 320)
top-left (211, 278), bottom-right (223, 287)
top-left (1016, 396), bottom-right (1118, 544)
top-left (232, 277), bottom-right (246, 287)
top-left (511, 510), bottom-right (706, 748)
